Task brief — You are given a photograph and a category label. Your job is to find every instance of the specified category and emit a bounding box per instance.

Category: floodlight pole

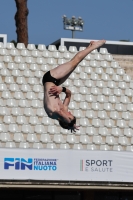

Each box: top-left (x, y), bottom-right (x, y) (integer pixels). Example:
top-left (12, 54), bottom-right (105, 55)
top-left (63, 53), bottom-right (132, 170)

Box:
top-left (63, 15), bottom-right (84, 39)
top-left (72, 30), bottom-right (74, 38)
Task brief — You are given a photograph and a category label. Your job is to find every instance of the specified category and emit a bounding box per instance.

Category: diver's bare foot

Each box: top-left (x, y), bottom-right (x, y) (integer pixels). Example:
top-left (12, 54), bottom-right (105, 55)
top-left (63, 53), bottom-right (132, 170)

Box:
top-left (89, 40), bottom-right (106, 50)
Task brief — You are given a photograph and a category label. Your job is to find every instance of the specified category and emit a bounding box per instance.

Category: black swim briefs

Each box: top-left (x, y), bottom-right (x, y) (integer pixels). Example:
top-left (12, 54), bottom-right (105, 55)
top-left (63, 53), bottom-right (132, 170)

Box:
top-left (42, 71), bottom-right (60, 86)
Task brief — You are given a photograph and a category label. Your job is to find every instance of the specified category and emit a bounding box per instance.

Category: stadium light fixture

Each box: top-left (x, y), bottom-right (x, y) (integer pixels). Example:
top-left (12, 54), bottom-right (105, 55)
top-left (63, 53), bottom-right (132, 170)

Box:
top-left (63, 15), bottom-right (84, 38)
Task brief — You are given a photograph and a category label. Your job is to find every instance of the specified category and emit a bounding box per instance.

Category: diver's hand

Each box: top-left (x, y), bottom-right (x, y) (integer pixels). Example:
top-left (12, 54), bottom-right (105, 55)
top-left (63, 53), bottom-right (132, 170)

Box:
top-left (49, 85), bottom-right (62, 95)
top-left (69, 124), bottom-right (80, 133)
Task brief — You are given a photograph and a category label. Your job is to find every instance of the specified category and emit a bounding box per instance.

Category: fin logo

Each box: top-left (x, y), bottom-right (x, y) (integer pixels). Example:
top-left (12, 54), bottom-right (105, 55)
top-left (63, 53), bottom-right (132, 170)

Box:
top-left (4, 158), bottom-right (32, 170)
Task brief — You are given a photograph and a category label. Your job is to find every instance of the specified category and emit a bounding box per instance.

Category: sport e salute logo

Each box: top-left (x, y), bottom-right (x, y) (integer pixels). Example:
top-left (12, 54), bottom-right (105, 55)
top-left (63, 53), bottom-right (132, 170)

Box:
top-left (4, 158), bottom-right (58, 171)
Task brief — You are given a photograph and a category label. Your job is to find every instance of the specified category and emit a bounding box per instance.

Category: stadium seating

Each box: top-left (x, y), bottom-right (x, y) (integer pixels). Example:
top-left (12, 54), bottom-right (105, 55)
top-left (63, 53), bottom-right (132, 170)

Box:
top-left (0, 42), bottom-right (133, 151)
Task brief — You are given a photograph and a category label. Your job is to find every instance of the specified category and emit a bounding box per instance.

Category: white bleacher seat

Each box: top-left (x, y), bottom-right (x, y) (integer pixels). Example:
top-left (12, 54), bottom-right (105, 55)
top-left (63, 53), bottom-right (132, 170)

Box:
top-left (73, 143), bottom-right (83, 150)
top-left (35, 70), bottom-right (43, 78)
top-left (80, 102), bottom-right (88, 110)
top-left (80, 135), bottom-right (91, 144)
top-left (95, 67), bottom-right (103, 75)
top-left (40, 134), bottom-right (51, 143)
top-left (98, 110), bottom-right (107, 119)
top-left (47, 57), bottom-right (56, 65)
top-left (104, 119), bottom-right (115, 128)
top-left (122, 112), bottom-right (131, 120)
top-left (123, 74), bottom-right (131, 82)
top-left (94, 53), bottom-right (103, 61)
top-left (106, 136), bottom-right (117, 145)
top-left (116, 118), bottom-right (126, 130)
top-left (17, 115), bottom-right (27, 124)
top-left (93, 135), bottom-right (104, 145)
top-left (124, 128), bottom-right (133, 137)
top-left (42, 50), bottom-right (51, 58)
top-left (102, 87), bottom-right (112, 96)
top-left (126, 146), bottom-right (133, 151)
top-left (87, 144), bottom-right (97, 150)
top-left (101, 73), bottom-right (110, 81)
top-left (86, 94), bottom-right (96, 102)
top-left (69, 46), bottom-right (77, 53)
top-left (115, 103), bottom-right (126, 112)
top-left (21, 49), bottom-right (30, 56)
top-left (99, 127), bottom-right (109, 136)
top-left (2, 91), bottom-right (12, 99)
top-left (48, 45), bottom-right (57, 52)
top-left (92, 118), bottom-right (103, 127)
top-left (5, 76), bottom-right (14, 84)
top-left (86, 110), bottom-right (97, 119)
top-left (18, 63), bottom-right (27, 71)
top-left (0, 132), bottom-right (11, 142)
top-left (90, 72), bottom-right (99, 81)
top-left (0, 83), bottom-right (7, 91)
top-left (11, 107), bottom-right (23, 116)
top-left (27, 44), bottom-right (36, 50)
top-left (0, 107), bottom-right (10, 116)
top-left (9, 83), bottom-right (19, 91)
top-left (80, 118), bottom-right (90, 126)
top-left (14, 91), bottom-right (24, 99)
top-left (36, 57), bottom-right (46, 65)
top-left (108, 95), bottom-right (118, 103)
top-left (7, 62), bottom-right (17, 70)
top-left (48, 126), bottom-right (60, 134)
top-left (0, 124), bottom-right (7, 132)
top-left (12, 69), bottom-right (22, 77)
top-left (85, 54), bottom-right (92, 60)
top-left (91, 87), bottom-right (100, 95)
top-left (4, 115), bottom-right (14, 124)
top-left (86, 126), bottom-right (97, 135)
top-left (75, 65), bottom-right (82, 73)
top-left (91, 49), bottom-right (98, 54)
top-left (112, 74), bottom-right (121, 82)
top-left (24, 107), bottom-right (34, 116)
top-left (73, 109), bottom-right (83, 118)
top-left (125, 88), bottom-right (133, 97)
top-left (79, 46), bottom-right (86, 51)
top-left (19, 142), bottom-right (30, 148)
top-left (127, 103), bottom-right (133, 112)
top-left (25, 56), bottom-right (35, 64)
top-left (0, 99), bottom-right (5, 106)
top-left (85, 66), bottom-right (92, 74)
top-left (6, 99), bottom-right (17, 107)
top-left (6, 43), bottom-right (15, 49)
top-left (68, 101), bottom-right (78, 110)
top-left (33, 142), bottom-right (43, 149)
top-left (74, 94), bottom-right (84, 102)
top-left (118, 81), bottom-right (127, 89)
top-left (111, 127), bottom-right (122, 137)
top-left (53, 51), bottom-right (61, 59)
top-left (120, 95), bottom-right (129, 104)
top-left (100, 144), bottom-right (110, 151)
top-left (85, 80), bottom-right (95, 87)
top-left (46, 142), bottom-right (57, 149)
top-left (97, 94), bottom-right (106, 103)
top-left (118, 136), bottom-right (130, 146)
top-left (21, 124), bottom-right (33, 134)
top-left (0, 48), bottom-right (9, 56)
top-left (79, 86), bottom-right (89, 95)
top-left (1, 68), bottom-right (10, 76)
top-left (114, 88), bottom-right (122, 96)
top-left (99, 48), bottom-right (108, 54)
top-left (5, 142), bottom-right (16, 148)
top-left (17, 43), bottom-right (26, 50)
top-left (110, 111), bottom-right (120, 120)
top-left (106, 68), bottom-right (114, 75)
top-left (13, 133), bottom-right (24, 142)
top-left (0, 62), bottom-right (5, 69)
top-left (18, 99), bottom-right (30, 107)
top-left (92, 102), bottom-right (102, 110)
top-left (35, 124), bottom-right (47, 134)
top-left (100, 60), bottom-right (109, 68)
top-left (31, 50), bottom-right (40, 57)
top-left (69, 72), bottom-right (77, 80)
top-left (73, 79), bottom-right (83, 87)
top-left (31, 99), bottom-right (42, 108)
top-left (79, 60), bottom-right (87, 67)
top-left (58, 45), bottom-right (67, 52)
top-left (33, 84), bottom-right (43, 92)
top-left (42, 116), bottom-right (54, 125)
top-left (38, 44), bottom-right (46, 51)
top-left (21, 84), bottom-right (31, 92)
top-left (53, 134), bottom-right (65, 143)
top-left (29, 116), bottom-right (39, 125)
top-left (27, 133), bottom-right (38, 143)
top-left (14, 56), bottom-right (24, 63)
top-left (66, 134), bottom-right (77, 144)
top-left (63, 52), bottom-right (71, 59)
top-left (105, 54), bottom-right (113, 61)
top-left (60, 143), bottom-right (70, 149)
top-left (58, 58), bottom-right (66, 65)
top-left (113, 145), bottom-right (123, 151)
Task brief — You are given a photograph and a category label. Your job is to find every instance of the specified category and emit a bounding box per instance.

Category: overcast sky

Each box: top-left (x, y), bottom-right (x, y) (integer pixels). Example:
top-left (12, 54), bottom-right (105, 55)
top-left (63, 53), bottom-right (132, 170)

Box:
top-left (0, 0), bottom-right (133, 45)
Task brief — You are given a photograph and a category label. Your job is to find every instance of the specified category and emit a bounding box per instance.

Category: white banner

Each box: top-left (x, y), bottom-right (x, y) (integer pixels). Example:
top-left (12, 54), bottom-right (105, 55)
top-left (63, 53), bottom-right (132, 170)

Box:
top-left (0, 148), bottom-right (133, 182)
